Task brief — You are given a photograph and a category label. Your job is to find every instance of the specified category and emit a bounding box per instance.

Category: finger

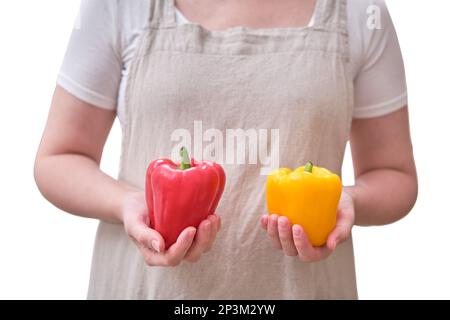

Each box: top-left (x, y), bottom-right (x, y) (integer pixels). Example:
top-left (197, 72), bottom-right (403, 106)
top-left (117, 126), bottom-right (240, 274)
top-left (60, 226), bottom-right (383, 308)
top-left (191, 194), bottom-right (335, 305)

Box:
top-left (184, 219), bottom-right (213, 262)
top-left (260, 215), bottom-right (269, 230)
top-left (162, 227), bottom-right (197, 266)
top-left (208, 215), bottom-right (220, 235)
top-left (203, 215), bottom-right (219, 252)
top-left (292, 225), bottom-right (316, 260)
top-left (139, 245), bottom-right (162, 266)
top-left (194, 215), bottom-right (219, 254)
top-left (326, 209), bottom-right (353, 250)
top-left (277, 217), bottom-right (298, 256)
top-left (213, 214), bottom-right (222, 233)
top-left (326, 225), bottom-right (351, 251)
top-left (267, 214), bottom-right (282, 250)
top-left (128, 221), bottom-right (166, 253)
top-left (292, 225), bottom-right (332, 262)
top-left (217, 215), bottom-right (222, 232)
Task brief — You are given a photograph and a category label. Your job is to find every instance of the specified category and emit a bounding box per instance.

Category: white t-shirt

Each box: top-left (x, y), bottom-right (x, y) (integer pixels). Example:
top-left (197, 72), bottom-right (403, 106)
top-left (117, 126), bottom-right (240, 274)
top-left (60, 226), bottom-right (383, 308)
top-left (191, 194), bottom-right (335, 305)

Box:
top-left (58, 0), bottom-right (407, 124)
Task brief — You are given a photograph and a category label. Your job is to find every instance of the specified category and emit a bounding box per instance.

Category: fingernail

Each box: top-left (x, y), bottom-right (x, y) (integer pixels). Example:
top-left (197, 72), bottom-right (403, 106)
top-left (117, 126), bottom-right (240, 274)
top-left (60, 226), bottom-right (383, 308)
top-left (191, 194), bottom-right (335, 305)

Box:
top-left (293, 226), bottom-right (301, 236)
top-left (189, 228), bottom-right (197, 237)
top-left (151, 240), bottom-right (160, 253)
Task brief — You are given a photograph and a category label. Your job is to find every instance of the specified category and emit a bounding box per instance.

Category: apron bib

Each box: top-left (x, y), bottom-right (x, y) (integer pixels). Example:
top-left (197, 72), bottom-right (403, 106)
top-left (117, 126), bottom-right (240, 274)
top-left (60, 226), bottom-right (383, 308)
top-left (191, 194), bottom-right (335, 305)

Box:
top-left (88, 0), bottom-right (357, 299)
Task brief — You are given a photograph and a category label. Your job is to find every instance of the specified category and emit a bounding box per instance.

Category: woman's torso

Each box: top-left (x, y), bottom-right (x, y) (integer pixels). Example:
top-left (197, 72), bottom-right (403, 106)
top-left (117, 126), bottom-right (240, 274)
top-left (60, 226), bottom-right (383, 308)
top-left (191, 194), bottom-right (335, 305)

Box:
top-left (88, 0), bottom-right (357, 299)
top-left (114, 0), bottom-right (370, 126)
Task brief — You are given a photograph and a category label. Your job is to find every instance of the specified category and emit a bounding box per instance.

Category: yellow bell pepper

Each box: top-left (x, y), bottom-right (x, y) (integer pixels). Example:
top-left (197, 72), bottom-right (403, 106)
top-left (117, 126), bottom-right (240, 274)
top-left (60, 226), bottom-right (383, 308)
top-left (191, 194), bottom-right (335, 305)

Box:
top-left (266, 162), bottom-right (342, 246)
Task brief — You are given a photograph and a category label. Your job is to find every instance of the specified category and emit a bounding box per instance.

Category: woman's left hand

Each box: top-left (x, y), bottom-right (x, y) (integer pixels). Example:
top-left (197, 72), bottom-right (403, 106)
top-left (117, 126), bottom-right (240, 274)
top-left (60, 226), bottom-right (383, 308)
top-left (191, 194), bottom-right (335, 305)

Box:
top-left (260, 190), bottom-right (355, 262)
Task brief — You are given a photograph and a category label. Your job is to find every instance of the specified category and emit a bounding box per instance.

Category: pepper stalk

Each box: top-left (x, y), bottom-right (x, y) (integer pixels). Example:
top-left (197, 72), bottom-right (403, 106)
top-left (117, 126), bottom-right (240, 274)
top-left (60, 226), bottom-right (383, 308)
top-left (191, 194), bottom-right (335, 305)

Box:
top-left (304, 161), bottom-right (314, 173)
top-left (180, 147), bottom-right (191, 170)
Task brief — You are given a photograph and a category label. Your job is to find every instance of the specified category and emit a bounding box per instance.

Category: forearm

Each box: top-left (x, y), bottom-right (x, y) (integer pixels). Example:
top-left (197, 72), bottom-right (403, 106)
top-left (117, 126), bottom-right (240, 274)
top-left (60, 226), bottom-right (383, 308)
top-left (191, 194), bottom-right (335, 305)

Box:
top-left (345, 168), bottom-right (418, 226)
top-left (34, 153), bottom-right (138, 223)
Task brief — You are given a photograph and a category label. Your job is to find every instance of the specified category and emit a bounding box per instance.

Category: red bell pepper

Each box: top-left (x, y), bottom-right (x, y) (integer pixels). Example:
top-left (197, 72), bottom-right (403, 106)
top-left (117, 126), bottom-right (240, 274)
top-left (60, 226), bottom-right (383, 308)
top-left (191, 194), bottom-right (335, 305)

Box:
top-left (145, 147), bottom-right (226, 248)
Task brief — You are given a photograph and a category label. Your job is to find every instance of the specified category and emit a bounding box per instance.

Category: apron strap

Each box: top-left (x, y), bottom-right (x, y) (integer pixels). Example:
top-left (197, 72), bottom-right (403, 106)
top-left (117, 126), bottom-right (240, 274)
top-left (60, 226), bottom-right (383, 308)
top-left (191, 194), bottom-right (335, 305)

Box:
top-left (313, 0), bottom-right (348, 35)
top-left (148, 0), bottom-right (177, 28)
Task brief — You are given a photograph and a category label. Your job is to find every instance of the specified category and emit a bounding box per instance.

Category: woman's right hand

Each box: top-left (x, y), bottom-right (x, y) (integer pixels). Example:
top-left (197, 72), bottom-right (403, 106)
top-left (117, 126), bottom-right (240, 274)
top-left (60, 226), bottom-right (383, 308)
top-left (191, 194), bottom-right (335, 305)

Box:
top-left (121, 192), bottom-right (221, 267)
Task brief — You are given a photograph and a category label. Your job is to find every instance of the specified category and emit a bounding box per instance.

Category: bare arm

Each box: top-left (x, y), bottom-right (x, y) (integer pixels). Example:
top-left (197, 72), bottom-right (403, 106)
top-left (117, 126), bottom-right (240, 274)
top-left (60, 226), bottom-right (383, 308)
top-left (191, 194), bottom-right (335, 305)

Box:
top-left (34, 87), bottom-right (220, 265)
top-left (34, 86), bottom-right (128, 223)
top-left (348, 106), bottom-right (418, 226)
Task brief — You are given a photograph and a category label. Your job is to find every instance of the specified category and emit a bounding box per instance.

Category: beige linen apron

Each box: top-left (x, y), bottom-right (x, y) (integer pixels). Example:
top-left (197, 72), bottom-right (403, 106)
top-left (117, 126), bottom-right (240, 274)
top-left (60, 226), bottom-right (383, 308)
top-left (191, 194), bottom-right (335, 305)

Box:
top-left (88, 0), bottom-right (357, 299)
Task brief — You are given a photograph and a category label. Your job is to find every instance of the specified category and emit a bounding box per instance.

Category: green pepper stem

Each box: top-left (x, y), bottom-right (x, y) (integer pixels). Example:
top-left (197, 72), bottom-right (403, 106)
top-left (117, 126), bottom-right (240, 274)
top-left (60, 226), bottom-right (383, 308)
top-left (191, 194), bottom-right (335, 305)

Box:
top-left (179, 147), bottom-right (191, 170)
top-left (304, 161), bottom-right (313, 173)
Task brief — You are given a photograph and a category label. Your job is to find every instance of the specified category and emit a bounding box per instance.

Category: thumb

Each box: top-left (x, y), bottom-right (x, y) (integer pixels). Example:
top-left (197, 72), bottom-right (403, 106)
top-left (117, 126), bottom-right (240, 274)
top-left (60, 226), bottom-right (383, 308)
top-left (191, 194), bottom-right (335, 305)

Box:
top-left (146, 227), bottom-right (166, 253)
top-left (326, 224), bottom-right (351, 251)
top-left (129, 221), bottom-right (166, 253)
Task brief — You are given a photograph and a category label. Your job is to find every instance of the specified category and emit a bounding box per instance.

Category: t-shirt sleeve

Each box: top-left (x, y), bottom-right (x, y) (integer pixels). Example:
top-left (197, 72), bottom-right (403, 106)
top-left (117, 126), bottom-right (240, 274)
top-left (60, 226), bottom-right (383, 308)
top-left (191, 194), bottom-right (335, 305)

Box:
top-left (352, 0), bottom-right (408, 119)
top-left (57, 0), bottom-right (121, 110)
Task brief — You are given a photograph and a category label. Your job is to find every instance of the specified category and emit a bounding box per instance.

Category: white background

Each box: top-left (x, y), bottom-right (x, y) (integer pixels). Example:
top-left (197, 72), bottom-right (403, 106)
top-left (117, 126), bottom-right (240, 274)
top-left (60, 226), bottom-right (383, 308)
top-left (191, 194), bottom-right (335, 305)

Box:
top-left (0, 0), bottom-right (449, 300)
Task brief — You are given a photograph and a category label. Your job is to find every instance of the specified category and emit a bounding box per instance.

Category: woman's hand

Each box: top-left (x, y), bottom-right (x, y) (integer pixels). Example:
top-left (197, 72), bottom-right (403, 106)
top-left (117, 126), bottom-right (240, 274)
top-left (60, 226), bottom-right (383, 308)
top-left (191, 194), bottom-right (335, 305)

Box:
top-left (122, 192), bottom-right (221, 266)
top-left (260, 190), bottom-right (355, 262)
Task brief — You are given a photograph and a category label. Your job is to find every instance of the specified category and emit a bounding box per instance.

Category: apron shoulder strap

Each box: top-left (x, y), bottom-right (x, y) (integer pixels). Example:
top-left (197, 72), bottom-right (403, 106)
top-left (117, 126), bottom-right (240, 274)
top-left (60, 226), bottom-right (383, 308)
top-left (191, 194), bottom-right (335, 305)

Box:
top-left (313, 0), bottom-right (348, 35)
top-left (148, 0), bottom-right (176, 28)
